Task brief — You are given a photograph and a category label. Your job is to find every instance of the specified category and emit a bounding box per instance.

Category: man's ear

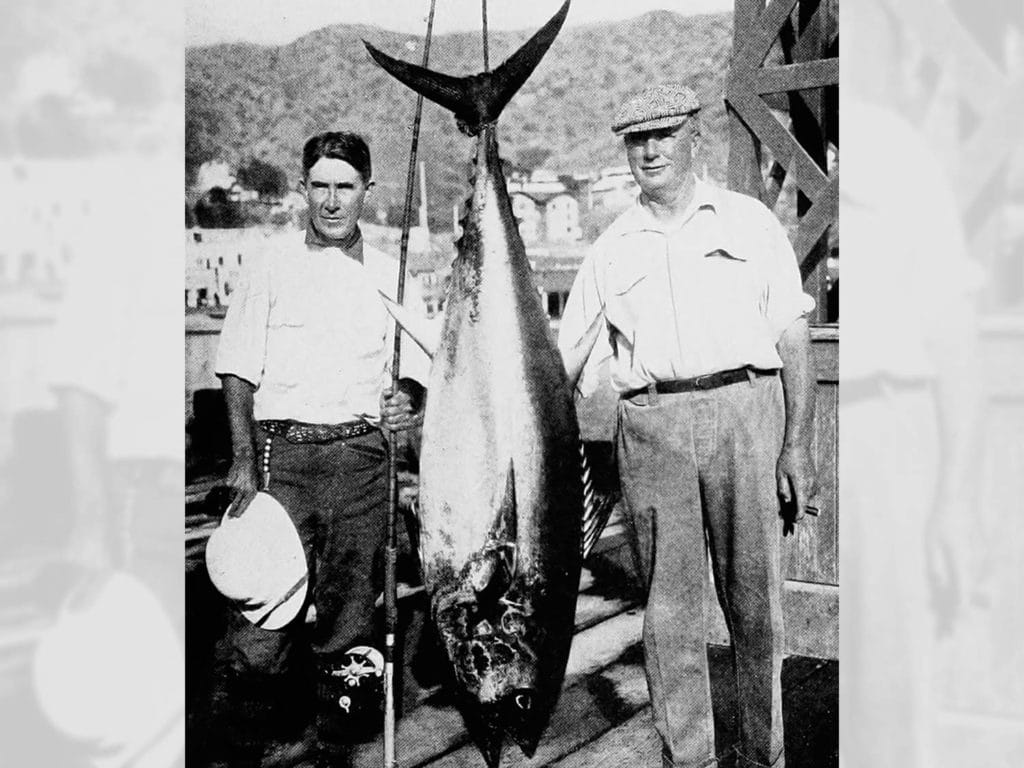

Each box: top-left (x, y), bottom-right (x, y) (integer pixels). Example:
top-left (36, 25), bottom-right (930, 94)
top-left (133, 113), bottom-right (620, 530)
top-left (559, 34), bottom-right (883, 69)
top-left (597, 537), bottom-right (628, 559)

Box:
top-left (297, 177), bottom-right (307, 195)
top-left (365, 179), bottom-right (376, 193)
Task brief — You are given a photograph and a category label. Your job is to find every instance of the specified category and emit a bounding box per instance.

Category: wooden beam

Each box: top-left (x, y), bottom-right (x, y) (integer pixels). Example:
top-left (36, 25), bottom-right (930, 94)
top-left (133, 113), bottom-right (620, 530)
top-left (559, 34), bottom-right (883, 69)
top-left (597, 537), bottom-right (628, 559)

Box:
top-left (727, 88), bottom-right (829, 199)
top-left (707, 581), bottom-right (839, 659)
top-left (793, 175), bottom-right (838, 266)
top-left (756, 59), bottom-right (839, 94)
top-left (734, 0), bottom-right (801, 71)
top-left (728, 0), bottom-right (767, 197)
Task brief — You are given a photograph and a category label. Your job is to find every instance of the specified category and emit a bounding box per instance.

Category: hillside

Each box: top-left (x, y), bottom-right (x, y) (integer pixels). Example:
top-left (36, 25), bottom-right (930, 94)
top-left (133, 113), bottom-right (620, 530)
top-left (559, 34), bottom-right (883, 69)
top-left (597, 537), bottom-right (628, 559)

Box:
top-left (186, 10), bottom-right (733, 228)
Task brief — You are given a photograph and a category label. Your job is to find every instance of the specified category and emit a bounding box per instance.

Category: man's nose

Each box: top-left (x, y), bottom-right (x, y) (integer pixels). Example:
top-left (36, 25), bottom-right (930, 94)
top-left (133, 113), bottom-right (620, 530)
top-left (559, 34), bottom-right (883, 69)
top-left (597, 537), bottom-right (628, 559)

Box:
top-left (643, 138), bottom-right (660, 158)
top-left (326, 188), bottom-right (340, 209)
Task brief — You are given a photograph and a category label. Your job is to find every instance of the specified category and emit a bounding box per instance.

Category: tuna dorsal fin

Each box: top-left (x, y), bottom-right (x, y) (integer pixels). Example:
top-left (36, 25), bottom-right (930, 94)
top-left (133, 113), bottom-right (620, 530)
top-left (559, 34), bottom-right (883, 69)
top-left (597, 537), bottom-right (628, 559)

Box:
top-left (363, 0), bottom-right (570, 134)
top-left (467, 461), bottom-right (518, 594)
top-left (378, 290), bottom-right (440, 359)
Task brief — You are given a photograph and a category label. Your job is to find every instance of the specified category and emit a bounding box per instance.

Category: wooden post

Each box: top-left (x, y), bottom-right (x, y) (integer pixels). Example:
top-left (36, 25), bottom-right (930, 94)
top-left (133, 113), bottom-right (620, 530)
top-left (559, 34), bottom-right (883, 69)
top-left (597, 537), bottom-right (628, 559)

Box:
top-left (727, 0), bottom-right (764, 199)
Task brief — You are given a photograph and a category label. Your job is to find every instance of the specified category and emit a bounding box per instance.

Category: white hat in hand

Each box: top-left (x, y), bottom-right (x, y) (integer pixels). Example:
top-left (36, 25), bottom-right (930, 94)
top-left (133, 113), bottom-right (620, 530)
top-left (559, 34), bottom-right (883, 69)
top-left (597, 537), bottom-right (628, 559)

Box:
top-left (205, 492), bottom-right (308, 630)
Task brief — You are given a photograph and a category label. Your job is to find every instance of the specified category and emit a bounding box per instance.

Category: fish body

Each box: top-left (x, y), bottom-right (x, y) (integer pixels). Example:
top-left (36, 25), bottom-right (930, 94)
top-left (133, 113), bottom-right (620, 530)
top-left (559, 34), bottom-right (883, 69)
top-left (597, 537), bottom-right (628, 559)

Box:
top-left (365, 4), bottom-right (581, 765)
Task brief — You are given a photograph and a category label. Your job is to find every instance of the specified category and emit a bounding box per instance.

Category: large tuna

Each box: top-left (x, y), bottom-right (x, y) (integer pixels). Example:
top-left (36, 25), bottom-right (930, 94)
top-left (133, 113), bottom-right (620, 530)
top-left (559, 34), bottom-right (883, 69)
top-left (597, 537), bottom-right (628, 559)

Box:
top-left (363, 3), bottom-right (592, 765)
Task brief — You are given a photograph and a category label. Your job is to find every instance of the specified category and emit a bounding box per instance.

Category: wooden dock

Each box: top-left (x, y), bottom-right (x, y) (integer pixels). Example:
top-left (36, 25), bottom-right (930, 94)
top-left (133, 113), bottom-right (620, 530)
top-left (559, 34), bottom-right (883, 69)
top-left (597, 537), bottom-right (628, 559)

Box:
top-left (185, 506), bottom-right (838, 768)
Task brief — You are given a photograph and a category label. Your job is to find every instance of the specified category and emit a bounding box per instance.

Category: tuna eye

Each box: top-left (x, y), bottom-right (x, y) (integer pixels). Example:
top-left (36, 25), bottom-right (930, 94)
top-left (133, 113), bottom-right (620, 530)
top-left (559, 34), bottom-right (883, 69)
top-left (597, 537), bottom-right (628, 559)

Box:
top-left (514, 692), bottom-right (532, 711)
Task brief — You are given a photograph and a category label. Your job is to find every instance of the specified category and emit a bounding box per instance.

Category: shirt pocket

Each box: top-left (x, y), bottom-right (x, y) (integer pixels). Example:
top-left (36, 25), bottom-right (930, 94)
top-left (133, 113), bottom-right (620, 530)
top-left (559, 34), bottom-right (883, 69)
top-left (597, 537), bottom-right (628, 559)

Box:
top-left (268, 291), bottom-right (307, 328)
top-left (701, 247), bottom-right (764, 313)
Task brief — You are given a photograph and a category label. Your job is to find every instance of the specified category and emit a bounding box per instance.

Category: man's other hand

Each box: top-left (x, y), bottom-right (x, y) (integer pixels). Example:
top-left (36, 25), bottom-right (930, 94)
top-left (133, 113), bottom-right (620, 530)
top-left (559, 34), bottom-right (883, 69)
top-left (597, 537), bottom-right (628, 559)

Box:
top-left (225, 455), bottom-right (259, 517)
top-left (777, 444), bottom-right (818, 531)
top-left (380, 379), bottom-right (425, 432)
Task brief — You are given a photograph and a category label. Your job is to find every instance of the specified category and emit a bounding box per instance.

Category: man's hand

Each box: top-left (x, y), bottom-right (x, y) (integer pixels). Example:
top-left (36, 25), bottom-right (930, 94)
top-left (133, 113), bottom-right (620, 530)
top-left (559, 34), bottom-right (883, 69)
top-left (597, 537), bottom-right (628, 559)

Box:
top-left (777, 444), bottom-right (818, 534)
top-left (380, 379), bottom-right (425, 432)
top-left (225, 454), bottom-right (259, 517)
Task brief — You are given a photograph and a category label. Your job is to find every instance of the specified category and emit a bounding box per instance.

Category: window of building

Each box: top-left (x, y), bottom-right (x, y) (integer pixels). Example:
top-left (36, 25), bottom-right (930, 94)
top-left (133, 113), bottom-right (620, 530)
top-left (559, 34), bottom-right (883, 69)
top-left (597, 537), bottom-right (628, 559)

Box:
top-left (546, 291), bottom-right (563, 319)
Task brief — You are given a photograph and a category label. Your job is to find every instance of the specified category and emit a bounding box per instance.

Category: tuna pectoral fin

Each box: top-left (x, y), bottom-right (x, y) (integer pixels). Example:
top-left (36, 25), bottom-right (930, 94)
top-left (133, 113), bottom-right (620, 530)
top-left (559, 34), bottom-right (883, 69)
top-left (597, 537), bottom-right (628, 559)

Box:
top-left (364, 0), bottom-right (570, 132)
top-left (468, 462), bottom-right (518, 595)
top-left (562, 308), bottom-right (607, 390)
top-left (378, 290), bottom-right (439, 358)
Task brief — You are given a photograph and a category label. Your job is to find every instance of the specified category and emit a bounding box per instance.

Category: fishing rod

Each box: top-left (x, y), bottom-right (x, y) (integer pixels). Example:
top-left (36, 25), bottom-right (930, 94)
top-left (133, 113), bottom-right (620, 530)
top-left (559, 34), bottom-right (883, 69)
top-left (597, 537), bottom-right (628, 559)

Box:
top-left (384, 1), bottom-right (436, 766)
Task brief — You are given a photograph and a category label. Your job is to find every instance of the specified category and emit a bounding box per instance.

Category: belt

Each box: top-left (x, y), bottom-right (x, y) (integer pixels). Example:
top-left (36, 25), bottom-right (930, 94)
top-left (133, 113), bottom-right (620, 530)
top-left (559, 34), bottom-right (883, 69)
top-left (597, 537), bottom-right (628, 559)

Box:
top-left (620, 367), bottom-right (777, 400)
top-left (258, 419), bottom-right (379, 444)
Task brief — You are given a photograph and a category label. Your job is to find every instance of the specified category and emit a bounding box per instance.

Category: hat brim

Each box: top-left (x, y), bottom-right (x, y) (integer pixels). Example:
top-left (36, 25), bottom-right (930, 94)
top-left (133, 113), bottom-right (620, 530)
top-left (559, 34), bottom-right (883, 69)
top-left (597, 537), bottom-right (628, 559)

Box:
top-left (613, 112), bottom-right (698, 136)
top-left (241, 573), bottom-right (308, 630)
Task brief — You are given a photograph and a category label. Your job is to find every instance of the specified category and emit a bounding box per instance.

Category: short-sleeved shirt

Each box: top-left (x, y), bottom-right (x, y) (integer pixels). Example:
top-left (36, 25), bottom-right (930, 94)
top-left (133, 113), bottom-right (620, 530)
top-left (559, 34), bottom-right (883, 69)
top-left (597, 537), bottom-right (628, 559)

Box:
top-left (558, 177), bottom-right (814, 396)
top-left (215, 229), bottom-right (431, 424)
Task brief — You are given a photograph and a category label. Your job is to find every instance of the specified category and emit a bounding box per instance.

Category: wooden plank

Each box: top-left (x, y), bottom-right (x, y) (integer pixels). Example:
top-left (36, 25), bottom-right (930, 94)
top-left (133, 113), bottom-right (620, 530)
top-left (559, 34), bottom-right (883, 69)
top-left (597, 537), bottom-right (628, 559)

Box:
top-left (756, 59), bottom-right (838, 94)
top-left (727, 88), bottom-right (829, 200)
top-left (547, 709), bottom-right (661, 768)
top-left (734, 0), bottom-right (801, 72)
top-left (707, 581), bottom-right (839, 660)
top-left (423, 645), bottom-right (650, 768)
top-left (351, 611), bottom-right (645, 768)
top-left (728, 0), bottom-right (767, 198)
top-left (813, 329), bottom-right (837, 383)
top-left (793, 175), bottom-right (838, 266)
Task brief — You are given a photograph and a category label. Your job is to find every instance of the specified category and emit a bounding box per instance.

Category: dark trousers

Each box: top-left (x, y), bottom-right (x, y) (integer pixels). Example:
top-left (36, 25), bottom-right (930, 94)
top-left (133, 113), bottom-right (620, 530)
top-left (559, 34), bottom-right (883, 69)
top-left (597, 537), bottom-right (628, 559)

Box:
top-left (204, 428), bottom-right (387, 767)
top-left (616, 375), bottom-right (786, 768)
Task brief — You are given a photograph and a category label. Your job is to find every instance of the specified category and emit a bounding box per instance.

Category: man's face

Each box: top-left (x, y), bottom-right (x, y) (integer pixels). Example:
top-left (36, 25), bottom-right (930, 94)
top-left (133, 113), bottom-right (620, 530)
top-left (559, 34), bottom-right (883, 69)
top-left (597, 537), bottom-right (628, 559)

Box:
top-left (303, 157), bottom-right (370, 242)
top-left (624, 119), bottom-right (698, 202)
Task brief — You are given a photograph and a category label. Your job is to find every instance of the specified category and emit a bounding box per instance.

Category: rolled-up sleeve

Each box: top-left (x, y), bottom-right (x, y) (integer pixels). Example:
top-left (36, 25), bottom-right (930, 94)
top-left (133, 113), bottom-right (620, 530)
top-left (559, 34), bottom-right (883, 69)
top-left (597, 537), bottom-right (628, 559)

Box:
top-left (557, 247), bottom-right (612, 398)
top-left (214, 253), bottom-right (270, 387)
top-left (764, 212), bottom-right (815, 338)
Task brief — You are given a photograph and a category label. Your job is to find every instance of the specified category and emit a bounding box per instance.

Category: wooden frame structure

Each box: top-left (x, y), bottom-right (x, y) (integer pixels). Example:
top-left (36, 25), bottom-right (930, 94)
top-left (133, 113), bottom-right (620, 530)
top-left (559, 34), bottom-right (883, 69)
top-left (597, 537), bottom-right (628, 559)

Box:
top-left (727, 0), bottom-right (839, 319)
top-left (725, 0), bottom-right (839, 658)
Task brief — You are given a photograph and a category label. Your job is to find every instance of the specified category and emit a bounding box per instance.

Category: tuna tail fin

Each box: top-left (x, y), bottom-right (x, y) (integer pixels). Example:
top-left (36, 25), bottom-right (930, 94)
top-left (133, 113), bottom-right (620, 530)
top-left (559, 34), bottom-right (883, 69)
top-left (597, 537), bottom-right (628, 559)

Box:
top-left (363, 0), bottom-right (570, 134)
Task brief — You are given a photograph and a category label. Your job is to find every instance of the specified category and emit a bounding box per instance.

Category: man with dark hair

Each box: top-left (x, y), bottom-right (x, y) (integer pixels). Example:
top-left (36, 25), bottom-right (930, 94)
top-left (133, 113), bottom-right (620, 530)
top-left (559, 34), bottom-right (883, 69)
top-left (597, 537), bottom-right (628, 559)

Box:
top-left (558, 85), bottom-right (818, 768)
top-left (206, 130), bottom-right (429, 767)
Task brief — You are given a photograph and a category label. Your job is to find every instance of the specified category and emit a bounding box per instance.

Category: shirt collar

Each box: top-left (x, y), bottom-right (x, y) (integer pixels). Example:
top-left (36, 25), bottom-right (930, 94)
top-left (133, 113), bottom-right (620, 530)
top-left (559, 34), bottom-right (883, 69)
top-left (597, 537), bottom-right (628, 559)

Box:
top-left (305, 223), bottom-right (365, 264)
top-left (615, 177), bottom-right (744, 260)
top-left (618, 175), bottom-right (719, 236)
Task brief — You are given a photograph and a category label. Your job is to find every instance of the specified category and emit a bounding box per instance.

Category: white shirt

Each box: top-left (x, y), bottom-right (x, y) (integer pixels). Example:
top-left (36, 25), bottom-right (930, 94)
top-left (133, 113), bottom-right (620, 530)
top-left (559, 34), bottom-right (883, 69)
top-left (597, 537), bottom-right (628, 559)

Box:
top-left (215, 230), bottom-right (430, 423)
top-left (558, 177), bottom-right (814, 396)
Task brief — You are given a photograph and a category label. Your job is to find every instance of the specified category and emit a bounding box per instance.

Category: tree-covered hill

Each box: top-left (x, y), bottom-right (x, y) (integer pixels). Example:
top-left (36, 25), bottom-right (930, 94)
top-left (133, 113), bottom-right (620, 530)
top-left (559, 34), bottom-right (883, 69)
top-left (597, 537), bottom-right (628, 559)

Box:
top-left (186, 10), bottom-right (733, 229)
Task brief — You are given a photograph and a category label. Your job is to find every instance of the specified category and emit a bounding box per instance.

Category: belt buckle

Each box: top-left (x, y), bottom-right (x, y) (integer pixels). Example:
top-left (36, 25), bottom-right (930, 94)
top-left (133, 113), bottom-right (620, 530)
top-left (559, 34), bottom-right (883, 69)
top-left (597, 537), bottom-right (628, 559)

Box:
top-left (693, 374), bottom-right (710, 389)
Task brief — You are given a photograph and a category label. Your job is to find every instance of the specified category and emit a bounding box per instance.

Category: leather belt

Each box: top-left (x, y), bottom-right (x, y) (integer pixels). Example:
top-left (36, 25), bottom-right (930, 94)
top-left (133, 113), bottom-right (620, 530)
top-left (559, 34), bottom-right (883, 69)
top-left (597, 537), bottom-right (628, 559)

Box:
top-left (620, 367), bottom-right (778, 400)
top-left (258, 419), bottom-right (378, 444)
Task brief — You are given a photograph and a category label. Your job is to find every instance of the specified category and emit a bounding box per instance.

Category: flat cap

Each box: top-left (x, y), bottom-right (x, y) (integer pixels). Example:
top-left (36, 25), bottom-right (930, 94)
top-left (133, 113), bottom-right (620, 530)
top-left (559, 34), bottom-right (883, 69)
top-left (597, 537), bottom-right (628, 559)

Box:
top-left (612, 84), bottom-right (701, 135)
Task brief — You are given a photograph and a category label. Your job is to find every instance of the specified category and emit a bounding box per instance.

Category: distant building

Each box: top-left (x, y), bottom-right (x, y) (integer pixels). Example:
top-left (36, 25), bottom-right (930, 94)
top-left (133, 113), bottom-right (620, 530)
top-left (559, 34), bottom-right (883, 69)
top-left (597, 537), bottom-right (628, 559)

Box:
top-left (507, 169), bottom-right (584, 245)
top-left (590, 166), bottom-right (638, 211)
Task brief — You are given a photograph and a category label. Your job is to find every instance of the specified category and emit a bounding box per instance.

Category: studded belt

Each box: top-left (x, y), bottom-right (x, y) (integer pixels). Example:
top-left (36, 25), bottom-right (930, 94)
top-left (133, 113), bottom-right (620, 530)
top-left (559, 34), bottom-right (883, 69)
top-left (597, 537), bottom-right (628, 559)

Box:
top-left (258, 419), bottom-right (379, 444)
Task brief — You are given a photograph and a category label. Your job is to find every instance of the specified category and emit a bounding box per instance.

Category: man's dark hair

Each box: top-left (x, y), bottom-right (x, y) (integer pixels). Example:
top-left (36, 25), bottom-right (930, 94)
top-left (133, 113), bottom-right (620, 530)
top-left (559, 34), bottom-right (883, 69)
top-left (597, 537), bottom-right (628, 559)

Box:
top-left (302, 132), bottom-right (372, 182)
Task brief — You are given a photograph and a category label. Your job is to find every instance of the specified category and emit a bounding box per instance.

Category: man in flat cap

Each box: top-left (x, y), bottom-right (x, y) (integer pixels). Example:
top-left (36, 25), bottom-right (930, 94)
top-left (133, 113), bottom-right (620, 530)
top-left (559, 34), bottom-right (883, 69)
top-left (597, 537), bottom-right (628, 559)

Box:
top-left (558, 84), bottom-right (817, 768)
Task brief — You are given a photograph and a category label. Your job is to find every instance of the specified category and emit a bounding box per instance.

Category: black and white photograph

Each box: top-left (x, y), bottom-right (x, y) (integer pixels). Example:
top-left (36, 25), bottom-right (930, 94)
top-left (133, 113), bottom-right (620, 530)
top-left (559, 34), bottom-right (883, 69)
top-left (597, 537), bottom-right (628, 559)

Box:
top-left (184, 2), bottom-right (837, 766)
top-left (0, 1), bottom-right (1021, 767)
